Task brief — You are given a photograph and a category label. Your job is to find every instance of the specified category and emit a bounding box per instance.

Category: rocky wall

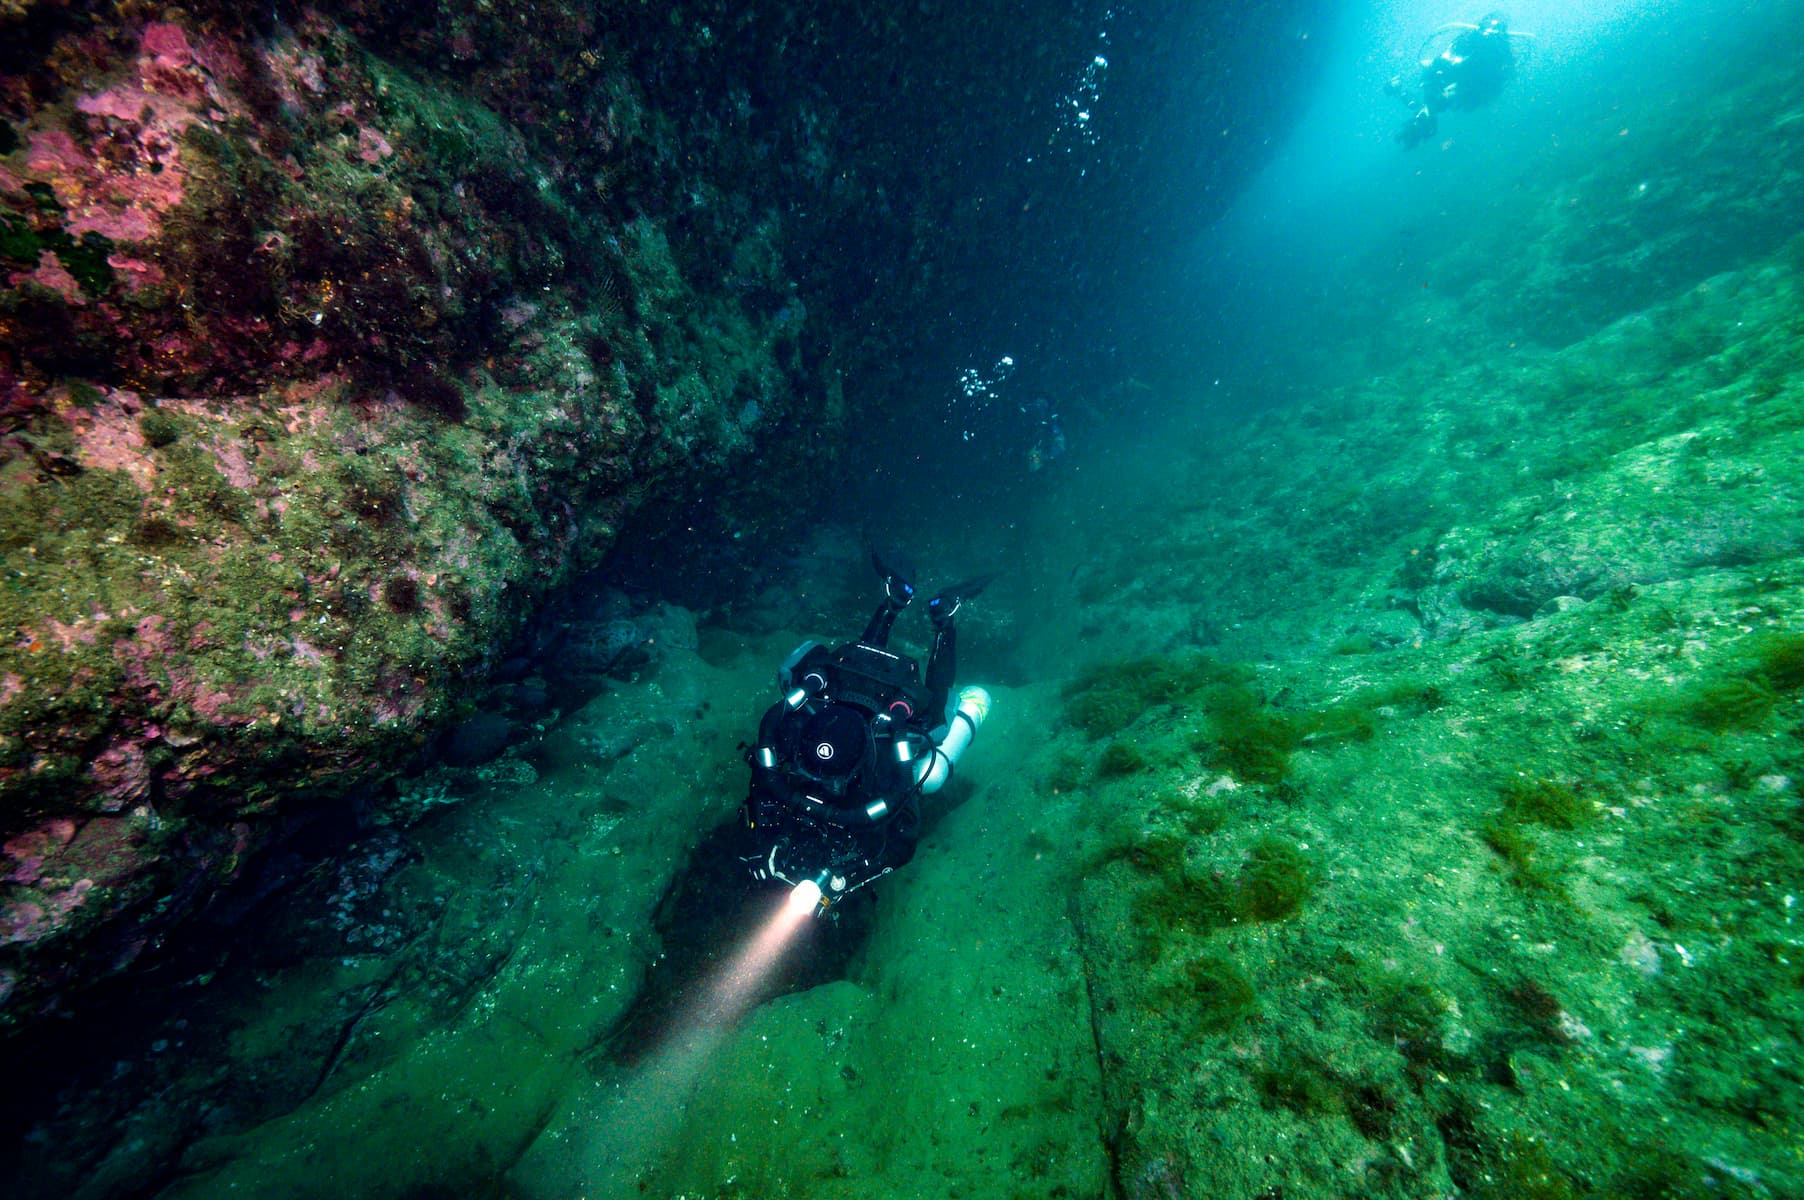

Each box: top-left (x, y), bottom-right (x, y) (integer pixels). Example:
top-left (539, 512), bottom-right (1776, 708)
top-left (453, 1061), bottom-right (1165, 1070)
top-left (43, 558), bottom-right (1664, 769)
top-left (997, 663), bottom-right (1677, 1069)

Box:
top-left (0, 1), bottom-right (824, 1027)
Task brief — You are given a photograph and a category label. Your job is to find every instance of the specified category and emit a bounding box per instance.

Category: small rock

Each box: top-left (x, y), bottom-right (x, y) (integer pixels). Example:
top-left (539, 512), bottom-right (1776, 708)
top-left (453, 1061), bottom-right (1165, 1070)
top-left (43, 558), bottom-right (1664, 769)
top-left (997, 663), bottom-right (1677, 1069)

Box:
top-left (1533, 594), bottom-right (1587, 619)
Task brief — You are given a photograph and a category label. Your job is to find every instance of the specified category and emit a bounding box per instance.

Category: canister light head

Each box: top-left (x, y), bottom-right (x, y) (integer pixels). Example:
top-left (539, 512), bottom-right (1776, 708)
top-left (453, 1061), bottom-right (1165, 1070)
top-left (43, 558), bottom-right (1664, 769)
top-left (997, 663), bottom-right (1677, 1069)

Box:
top-left (786, 877), bottom-right (825, 917)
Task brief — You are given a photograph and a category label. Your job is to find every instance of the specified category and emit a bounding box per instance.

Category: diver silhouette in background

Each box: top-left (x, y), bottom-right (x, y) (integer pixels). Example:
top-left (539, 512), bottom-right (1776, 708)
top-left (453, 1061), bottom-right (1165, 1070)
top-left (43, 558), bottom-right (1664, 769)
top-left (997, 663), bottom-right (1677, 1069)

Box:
top-left (1388, 11), bottom-right (1531, 149)
top-left (1024, 397), bottom-right (1066, 471)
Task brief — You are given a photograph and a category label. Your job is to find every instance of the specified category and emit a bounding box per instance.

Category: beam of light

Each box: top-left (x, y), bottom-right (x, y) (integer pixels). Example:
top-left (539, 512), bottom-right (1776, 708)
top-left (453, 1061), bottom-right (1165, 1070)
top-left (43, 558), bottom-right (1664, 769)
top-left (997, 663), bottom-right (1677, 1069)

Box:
top-left (1173, 0), bottom-right (1711, 377)
top-left (694, 881), bottom-right (819, 1029)
top-left (1226, 0), bottom-right (1691, 204)
top-left (515, 887), bottom-right (818, 1198)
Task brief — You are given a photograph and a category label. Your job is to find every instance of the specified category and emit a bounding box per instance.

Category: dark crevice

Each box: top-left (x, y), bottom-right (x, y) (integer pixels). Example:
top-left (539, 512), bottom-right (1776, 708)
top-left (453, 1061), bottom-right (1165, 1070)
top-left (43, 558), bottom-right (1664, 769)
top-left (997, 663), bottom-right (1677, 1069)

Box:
top-left (1069, 896), bottom-right (1128, 1200)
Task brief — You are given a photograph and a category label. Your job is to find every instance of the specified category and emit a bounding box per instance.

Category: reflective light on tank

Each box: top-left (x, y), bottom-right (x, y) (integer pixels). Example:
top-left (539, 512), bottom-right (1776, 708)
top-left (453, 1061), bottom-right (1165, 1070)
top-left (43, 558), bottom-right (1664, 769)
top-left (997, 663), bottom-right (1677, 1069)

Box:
top-left (785, 876), bottom-right (825, 917)
top-left (784, 686), bottom-right (808, 710)
top-left (958, 685), bottom-right (994, 721)
top-left (757, 746), bottom-right (777, 769)
top-left (864, 798), bottom-right (889, 820)
top-left (893, 737), bottom-right (916, 763)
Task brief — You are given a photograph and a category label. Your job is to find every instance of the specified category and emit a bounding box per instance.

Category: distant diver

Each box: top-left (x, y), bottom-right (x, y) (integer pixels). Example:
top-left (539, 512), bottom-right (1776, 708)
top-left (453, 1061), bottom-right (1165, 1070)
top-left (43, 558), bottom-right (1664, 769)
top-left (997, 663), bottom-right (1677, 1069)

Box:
top-left (1024, 397), bottom-right (1066, 471)
top-left (1387, 11), bottom-right (1531, 149)
top-left (738, 547), bottom-right (993, 916)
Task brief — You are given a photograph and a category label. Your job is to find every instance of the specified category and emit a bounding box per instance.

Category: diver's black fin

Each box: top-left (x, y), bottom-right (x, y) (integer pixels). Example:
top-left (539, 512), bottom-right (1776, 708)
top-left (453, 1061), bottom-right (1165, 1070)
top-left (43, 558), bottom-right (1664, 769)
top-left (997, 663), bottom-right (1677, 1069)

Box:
top-left (927, 574), bottom-right (993, 624)
top-left (867, 543), bottom-right (918, 610)
top-left (940, 574), bottom-right (994, 603)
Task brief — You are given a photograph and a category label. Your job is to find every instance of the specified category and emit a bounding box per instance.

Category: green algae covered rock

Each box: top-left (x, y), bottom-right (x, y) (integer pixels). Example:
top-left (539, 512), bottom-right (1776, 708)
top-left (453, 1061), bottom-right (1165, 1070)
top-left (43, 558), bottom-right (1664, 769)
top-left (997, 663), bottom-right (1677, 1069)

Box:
top-left (0, 5), bottom-right (824, 1026)
top-left (984, 231), bottom-right (1804, 1200)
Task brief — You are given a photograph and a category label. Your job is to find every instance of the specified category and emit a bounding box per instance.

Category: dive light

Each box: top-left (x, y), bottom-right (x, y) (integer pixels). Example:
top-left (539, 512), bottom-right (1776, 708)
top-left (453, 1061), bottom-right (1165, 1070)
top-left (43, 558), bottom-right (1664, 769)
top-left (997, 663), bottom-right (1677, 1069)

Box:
top-left (785, 875), bottom-right (826, 918)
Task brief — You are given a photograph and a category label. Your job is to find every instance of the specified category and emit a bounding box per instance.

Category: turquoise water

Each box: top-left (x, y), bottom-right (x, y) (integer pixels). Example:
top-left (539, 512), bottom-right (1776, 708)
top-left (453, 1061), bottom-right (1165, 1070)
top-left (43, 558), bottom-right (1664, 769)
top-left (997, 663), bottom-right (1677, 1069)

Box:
top-left (4, 1), bottom-right (1804, 1198)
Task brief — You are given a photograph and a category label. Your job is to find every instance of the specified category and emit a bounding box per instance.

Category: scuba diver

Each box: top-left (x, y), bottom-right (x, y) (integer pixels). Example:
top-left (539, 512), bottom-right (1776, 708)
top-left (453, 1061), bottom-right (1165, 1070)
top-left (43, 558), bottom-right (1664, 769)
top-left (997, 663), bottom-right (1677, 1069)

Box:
top-left (739, 547), bottom-right (993, 917)
top-left (1024, 397), bottom-right (1066, 471)
top-left (1388, 11), bottom-right (1530, 149)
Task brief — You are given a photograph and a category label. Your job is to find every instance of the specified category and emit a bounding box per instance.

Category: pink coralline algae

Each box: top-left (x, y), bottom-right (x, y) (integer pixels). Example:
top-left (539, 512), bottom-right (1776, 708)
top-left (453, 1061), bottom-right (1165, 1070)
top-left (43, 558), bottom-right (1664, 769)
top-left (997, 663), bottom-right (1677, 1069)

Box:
top-left (373, 668), bottom-right (428, 725)
top-left (88, 741), bottom-right (153, 811)
top-left (132, 614), bottom-right (173, 656)
top-left (9, 22), bottom-right (245, 261)
top-left (207, 435), bottom-right (258, 490)
top-left (46, 617), bottom-right (102, 651)
top-left (138, 21), bottom-right (246, 111)
top-left (110, 617), bottom-right (182, 709)
top-left (20, 121), bottom-right (176, 242)
top-left (500, 298), bottom-right (541, 328)
top-left (261, 42), bottom-right (329, 111)
top-left (105, 252), bottom-right (167, 293)
top-left (61, 389), bottom-right (158, 490)
top-left (357, 126), bottom-right (396, 164)
top-left (16, 251), bottom-right (87, 304)
top-left (0, 880), bottom-right (94, 946)
top-left (141, 22), bottom-right (199, 76)
top-left (3, 820), bottom-right (79, 885)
